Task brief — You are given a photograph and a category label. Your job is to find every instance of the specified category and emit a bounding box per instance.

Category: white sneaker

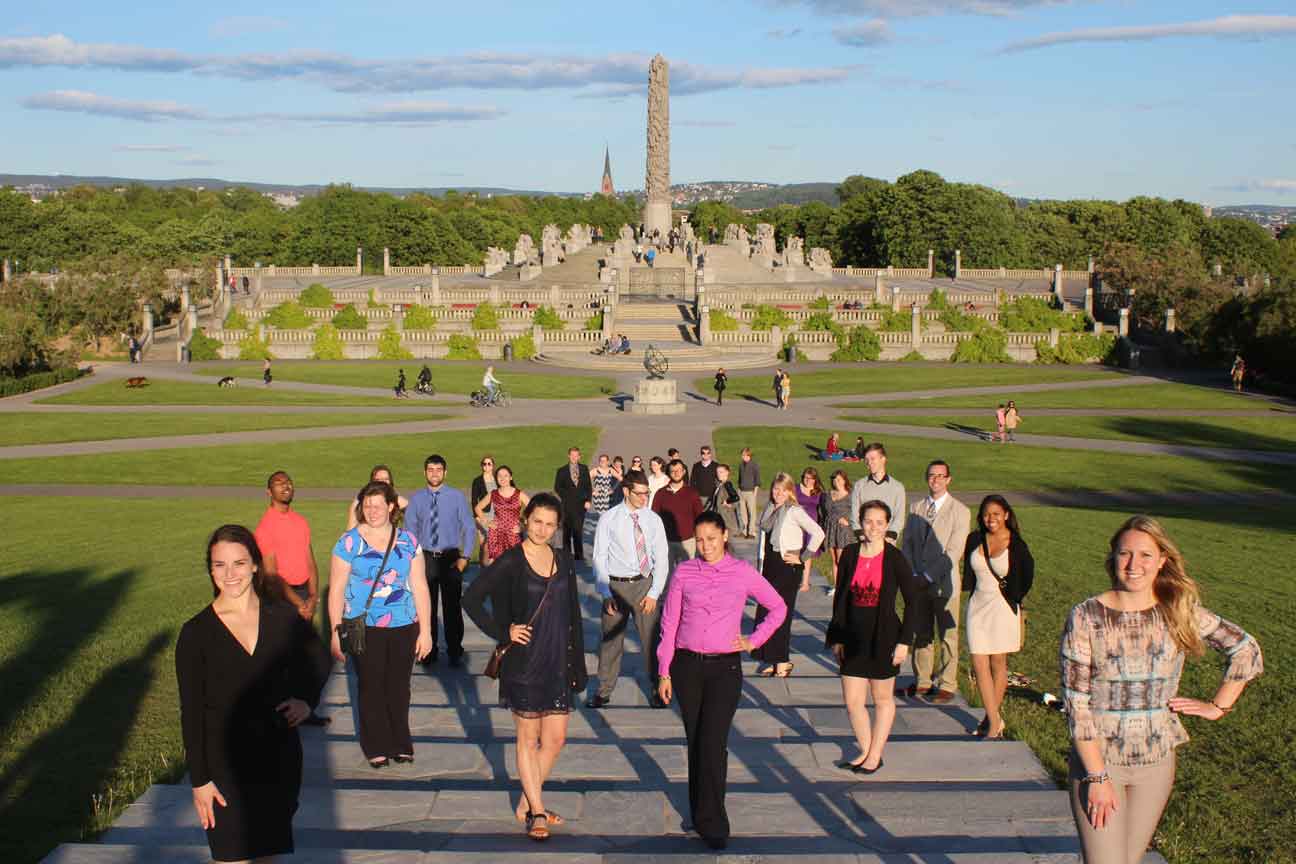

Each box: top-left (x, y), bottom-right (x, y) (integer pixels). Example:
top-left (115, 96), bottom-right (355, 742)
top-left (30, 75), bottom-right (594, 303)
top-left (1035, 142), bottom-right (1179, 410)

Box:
top-left (825, 588), bottom-right (835, 598)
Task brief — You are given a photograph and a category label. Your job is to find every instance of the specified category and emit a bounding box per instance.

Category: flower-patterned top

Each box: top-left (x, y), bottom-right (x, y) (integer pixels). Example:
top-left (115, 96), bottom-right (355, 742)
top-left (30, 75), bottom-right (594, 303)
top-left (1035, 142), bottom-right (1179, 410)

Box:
top-left (332, 527), bottom-right (422, 628)
top-left (1059, 597), bottom-right (1263, 767)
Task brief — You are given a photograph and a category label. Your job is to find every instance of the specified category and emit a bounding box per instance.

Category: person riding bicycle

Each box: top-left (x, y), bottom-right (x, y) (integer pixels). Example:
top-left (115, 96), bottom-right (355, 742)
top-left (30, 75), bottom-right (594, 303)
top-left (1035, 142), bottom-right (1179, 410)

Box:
top-left (417, 364), bottom-right (433, 392)
top-left (482, 365), bottom-right (502, 402)
top-left (395, 369), bottom-right (408, 399)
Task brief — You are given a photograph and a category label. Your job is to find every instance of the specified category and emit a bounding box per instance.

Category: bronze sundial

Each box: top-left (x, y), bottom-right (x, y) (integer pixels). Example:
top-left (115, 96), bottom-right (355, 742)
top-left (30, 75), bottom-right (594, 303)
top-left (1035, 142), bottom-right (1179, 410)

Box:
top-left (643, 344), bottom-right (669, 379)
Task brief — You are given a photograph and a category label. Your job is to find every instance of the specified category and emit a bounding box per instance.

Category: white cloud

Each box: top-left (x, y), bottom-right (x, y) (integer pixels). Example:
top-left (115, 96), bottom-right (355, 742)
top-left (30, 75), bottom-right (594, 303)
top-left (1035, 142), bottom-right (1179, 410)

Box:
top-left (833, 19), bottom-right (893, 47)
top-left (22, 90), bottom-right (206, 122)
top-left (774, 0), bottom-right (1072, 18)
top-left (253, 100), bottom-right (504, 125)
top-left (1229, 179), bottom-right (1296, 196)
top-left (0, 34), bottom-right (193, 71)
top-left (1000, 14), bottom-right (1296, 53)
top-left (114, 143), bottom-right (192, 152)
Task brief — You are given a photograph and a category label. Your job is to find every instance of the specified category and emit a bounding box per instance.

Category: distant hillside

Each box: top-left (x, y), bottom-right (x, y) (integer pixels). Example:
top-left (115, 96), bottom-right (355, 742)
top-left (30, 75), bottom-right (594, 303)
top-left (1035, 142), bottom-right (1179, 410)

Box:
top-left (729, 182), bottom-right (839, 208)
top-left (0, 173), bottom-right (567, 198)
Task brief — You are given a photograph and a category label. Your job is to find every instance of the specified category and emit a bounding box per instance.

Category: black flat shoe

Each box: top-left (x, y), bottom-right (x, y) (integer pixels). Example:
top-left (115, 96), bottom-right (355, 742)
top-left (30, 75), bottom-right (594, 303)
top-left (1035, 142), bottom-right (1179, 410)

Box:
top-left (392, 754), bottom-right (414, 764)
top-left (853, 759), bottom-right (884, 775)
top-left (835, 759), bottom-right (865, 771)
top-left (586, 693), bottom-right (611, 709)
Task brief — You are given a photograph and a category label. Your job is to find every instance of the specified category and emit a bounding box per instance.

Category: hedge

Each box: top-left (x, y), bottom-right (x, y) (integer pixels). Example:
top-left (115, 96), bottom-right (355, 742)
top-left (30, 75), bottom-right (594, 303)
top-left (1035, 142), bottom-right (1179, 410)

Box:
top-left (0, 366), bottom-right (86, 397)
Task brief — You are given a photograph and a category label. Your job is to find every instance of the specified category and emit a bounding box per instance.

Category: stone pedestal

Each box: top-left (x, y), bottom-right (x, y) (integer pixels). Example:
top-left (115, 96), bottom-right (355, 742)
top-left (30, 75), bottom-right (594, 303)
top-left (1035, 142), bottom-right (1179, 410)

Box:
top-left (642, 201), bottom-right (671, 240)
top-left (628, 377), bottom-right (686, 415)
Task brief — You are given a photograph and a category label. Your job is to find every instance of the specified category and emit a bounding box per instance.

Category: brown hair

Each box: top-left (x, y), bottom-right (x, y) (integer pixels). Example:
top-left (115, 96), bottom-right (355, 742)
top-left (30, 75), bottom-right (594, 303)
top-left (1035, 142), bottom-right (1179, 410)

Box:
top-left (206, 524), bottom-right (271, 600)
top-left (830, 469), bottom-right (852, 493)
top-left (1105, 515), bottom-right (1204, 657)
top-left (354, 480), bottom-right (399, 526)
top-left (799, 466), bottom-right (823, 496)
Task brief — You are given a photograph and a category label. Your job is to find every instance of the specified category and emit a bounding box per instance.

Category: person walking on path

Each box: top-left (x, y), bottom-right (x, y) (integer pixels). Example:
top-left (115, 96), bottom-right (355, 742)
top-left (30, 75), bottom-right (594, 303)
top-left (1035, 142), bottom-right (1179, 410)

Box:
top-left (993, 403), bottom-right (1007, 443)
top-left (462, 494), bottom-right (587, 842)
top-left (1060, 515), bottom-right (1262, 864)
top-left (346, 465), bottom-right (408, 531)
top-left (262, 358), bottom-right (272, 387)
top-left (1230, 355), bottom-right (1245, 393)
top-left (404, 455), bottom-right (475, 668)
top-left (177, 525), bottom-right (329, 863)
top-left (901, 459), bottom-right (971, 704)
top-left (963, 494), bottom-right (1034, 737)
top-left (590, 453), bottom-right (617, 515)
top-left (826, 499), bottom-right (918, 775)
top-left (646, 456), bottom-right (670, 508)
top-left (713, 367), bottom-right (727, 406)
top-left (690, 445), bottom-right (719, 503)
top-left (849, 443), bottom-right (906, 544)
top-left (652, 458), bottom-right (705, 573)
top-left (823, 470), bottom-right (855, 598)
top-left (476, 464), bottom-right (529, 567)
top-left (553, 447), bottom-right (592, 561)
top-left (588, 470), bottom-right (670, 710)
top-left (753, 472), bottom-right (825, 677)
top-left (328, 482), bottom-right (432, 768)
top-left (779, 370), bottom-right (792, 411)
top-left (795, 467), bottom-right (829, 592)
top-left (772, 368), bottom-right (784, 409)
top-left (1004, 401), bottom-right (1021, 443)
top-left (657, 511), bottom-right (787, 850)
top-left (394, 369), bottom-right (409, 399)
top-left (470, 456), bottom-right (497, 564)
top-left (736, 448), bottom-right (761, 539)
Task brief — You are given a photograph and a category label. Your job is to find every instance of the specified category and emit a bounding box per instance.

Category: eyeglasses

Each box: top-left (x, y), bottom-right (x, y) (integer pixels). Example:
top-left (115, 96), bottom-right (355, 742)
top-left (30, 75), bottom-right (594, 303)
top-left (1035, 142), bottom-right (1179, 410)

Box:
top-left (482, 462), bottom-right (493, 468)
top-left (628, 487), bottom-right (650, 497)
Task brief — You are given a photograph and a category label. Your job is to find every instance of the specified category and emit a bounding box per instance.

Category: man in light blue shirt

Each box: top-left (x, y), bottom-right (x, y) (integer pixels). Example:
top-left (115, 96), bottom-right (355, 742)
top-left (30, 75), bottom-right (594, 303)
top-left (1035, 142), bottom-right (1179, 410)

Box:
top-left (404, 454), bottom-right (476, 667)
top-left (588, 469), bottom-right (670, 709)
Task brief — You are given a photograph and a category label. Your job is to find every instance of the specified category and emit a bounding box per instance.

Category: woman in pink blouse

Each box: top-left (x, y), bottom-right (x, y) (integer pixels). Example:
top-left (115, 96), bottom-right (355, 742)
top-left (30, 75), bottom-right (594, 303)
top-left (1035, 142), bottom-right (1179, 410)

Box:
top-left (657, 511), bottom-right (787, 851)
top-left (1060, 515), bottom-right (1262, 864)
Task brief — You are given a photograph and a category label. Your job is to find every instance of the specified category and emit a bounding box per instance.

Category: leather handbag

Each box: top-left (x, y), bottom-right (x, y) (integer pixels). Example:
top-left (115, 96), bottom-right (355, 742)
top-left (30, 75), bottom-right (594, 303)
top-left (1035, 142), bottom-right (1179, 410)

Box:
top-left (484, 555), bottom-right (557, 680)
top-left (335, 527), bottom-right (397, 658)
top-left (980, 535), bottom-right (1027, 647)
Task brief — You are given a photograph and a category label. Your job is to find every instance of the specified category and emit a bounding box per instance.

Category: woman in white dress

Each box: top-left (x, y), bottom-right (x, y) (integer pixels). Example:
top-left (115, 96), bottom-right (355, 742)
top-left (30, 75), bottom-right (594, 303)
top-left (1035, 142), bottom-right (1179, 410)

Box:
top-left (961, 495), bottom-right (1034, 739)
top-left (646, 456), bottom-right (670, 507)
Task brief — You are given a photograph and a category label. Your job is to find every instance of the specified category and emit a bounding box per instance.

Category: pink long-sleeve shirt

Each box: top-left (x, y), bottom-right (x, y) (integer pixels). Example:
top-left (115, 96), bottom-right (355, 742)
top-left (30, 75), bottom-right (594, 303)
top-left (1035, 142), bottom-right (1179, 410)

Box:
top-left (657, 553), bottom-right (788, 673)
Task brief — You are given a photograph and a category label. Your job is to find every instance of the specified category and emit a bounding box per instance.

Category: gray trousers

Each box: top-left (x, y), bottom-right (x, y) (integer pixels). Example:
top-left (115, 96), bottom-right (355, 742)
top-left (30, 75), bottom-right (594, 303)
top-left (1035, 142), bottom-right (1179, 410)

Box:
top-left (596, 577), bottom-right (661, 698)
top-left (738, 490), bottom-right (759, 535)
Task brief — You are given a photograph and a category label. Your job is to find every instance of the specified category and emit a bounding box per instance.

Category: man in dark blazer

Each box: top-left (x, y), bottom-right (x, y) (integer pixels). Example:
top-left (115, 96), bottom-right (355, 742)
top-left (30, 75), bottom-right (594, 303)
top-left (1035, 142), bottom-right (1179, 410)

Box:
top-left (554, 446), bottom-right (593, 560)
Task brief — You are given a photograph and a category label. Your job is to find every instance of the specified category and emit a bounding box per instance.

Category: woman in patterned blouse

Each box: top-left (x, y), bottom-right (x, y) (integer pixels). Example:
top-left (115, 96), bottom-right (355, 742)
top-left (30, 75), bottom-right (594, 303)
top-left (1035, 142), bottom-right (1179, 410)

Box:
top-left (1059, 515), bottom-right (1262, 863)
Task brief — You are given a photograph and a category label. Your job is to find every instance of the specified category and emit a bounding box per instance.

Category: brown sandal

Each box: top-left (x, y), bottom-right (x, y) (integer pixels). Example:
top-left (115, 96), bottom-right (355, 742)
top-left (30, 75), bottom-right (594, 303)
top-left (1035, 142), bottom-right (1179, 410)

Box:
top-left (526, 811), bottom-right (550, 841)
top-left (517, 808), bottom-right (564, 826)
top-left (775, 663), bottom-right (795, 678)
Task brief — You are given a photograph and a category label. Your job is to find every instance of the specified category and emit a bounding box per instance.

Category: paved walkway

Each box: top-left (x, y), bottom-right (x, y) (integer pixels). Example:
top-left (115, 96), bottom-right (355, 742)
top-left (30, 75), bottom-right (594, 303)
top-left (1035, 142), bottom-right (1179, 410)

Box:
top-left (46, 531), bottom-right (1160, 863)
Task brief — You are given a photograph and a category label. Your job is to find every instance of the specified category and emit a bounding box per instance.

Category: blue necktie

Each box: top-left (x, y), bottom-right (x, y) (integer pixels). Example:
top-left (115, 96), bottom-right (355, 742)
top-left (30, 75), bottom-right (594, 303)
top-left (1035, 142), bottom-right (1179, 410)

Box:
top-left (430, 491), bottom-right (441, 550)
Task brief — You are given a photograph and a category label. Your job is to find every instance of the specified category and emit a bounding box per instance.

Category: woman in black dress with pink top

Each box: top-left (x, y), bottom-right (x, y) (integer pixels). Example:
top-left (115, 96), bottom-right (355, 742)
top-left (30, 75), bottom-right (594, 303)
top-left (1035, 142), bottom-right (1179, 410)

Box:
top-left (176, 524), bottom-right (329, 862)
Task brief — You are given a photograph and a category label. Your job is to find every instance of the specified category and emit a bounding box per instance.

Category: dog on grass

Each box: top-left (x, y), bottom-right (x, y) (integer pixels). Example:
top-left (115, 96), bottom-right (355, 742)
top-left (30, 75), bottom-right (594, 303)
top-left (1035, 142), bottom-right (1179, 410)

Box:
top-left (217, 376), bottom-right (236, 387)
top-left (125, 376), bottom-right (149, 388)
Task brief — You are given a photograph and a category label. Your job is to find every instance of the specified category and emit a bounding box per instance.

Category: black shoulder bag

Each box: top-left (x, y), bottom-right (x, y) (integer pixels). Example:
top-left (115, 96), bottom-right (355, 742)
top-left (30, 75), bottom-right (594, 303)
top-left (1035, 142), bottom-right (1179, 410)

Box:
top-left (335, 527), bottom-right (397, 658)
top-left (484, 554), bottom-right (557, 680)
top-left (981, 535), bottom-right (1027, 645)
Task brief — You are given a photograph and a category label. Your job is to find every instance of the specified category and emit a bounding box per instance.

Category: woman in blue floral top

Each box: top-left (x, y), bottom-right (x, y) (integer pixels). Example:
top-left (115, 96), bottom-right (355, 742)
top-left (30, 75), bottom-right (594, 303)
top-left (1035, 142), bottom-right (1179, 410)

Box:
top-left (328, 480), bottom-right (432, 768)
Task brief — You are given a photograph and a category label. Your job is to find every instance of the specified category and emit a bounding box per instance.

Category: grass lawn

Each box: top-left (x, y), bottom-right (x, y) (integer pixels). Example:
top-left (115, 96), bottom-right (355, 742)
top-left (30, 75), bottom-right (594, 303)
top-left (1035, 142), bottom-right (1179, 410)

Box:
top-left (702, 365), bottom-right (1121, 399)
top-left (710, 427), bottom-right (1292, 496)
top-left (840, 414), bottom-right (1296, 453)
top-left (2, 426), bottom-right (600, 493)
top-left (192, 361), bottom-right (615, 399)
top-left (38, 379), bottom-right (449, 408)
top-left (867, 381), bottom-right (1267, 411)
top-left (0, 411), bottom-right (451, 446)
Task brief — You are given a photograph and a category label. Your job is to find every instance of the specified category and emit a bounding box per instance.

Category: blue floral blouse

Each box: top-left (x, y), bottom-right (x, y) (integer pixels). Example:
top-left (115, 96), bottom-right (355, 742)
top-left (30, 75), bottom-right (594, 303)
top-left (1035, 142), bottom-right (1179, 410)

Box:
top-left (332, 527), bottom-right (422, 628)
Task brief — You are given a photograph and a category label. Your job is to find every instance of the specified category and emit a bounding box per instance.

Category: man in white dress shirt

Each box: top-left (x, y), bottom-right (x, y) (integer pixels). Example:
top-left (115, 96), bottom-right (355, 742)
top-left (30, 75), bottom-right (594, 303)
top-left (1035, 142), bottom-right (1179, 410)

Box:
top-left (901, 459), bottom-right (971, 703)
top-left (588, 470), bottom-right (670, 710)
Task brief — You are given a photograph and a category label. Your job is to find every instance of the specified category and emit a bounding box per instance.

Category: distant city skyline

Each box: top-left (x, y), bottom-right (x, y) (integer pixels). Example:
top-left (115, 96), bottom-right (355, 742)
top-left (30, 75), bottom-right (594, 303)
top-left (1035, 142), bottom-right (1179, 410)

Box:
top-left (0, 1), bottom-right (1292, 206)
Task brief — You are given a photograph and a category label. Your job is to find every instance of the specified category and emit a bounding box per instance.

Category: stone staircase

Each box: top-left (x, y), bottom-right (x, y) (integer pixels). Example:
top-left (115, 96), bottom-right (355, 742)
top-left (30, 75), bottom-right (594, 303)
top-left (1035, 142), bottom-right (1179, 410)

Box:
top-left (43, 528), bottom-right (1133, 863)
top-left (699, 244), bottom-right (779, 284)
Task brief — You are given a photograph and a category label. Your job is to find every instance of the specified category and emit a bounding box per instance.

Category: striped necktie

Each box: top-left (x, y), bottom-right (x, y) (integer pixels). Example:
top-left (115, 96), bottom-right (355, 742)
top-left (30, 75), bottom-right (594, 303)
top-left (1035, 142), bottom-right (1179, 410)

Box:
top-left (630, 511), bottom-right (650, 577)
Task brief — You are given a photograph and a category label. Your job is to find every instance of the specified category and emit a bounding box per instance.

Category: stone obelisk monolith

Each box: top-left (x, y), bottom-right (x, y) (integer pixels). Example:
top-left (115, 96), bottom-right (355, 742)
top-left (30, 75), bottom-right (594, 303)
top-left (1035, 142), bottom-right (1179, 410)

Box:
top-left (642, 54), bottom-right (671, 239)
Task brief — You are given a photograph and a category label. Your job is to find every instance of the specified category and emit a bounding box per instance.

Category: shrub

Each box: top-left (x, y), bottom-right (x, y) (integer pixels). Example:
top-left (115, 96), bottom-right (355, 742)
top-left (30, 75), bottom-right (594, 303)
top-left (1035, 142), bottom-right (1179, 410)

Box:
top-left (376, 324), bottom-right (412, 359)
top-left (938, 305), bottom-right (985, 332)
top-left (471, 302), bottom-right (500, 330)
top-left (237, 331), bottom-right (273, 360)
top-left (509, 333), bottom-right (537, 359)
top-left (223, 308), bottom-right (249, 330)
top-left (877, 308), bottom-right (912, 332)
top-left (708, 308), bottom-right (739, 331)
top-left (830, 325), bottom-right (881, 362)
top-left (1035, 332), bottom-right (1117, 365)
top-left (899, 350), bottom-right (926, 362)
top-left (188, 329), bottom-right (224, 361)
top-left (366, 288), bottom-right (389, 309)
top-left (803, 311), bottom-right (844, 338)
top-left (584, 310), bottom-right (604, 331)
top-left (809, 295), bottom-right (831, 310)
top-left (782, 332), bottom-right (808, 362)
top-left (750, 304), bottom-right (793, 331)
top-left (950, 327), bottom-right (1012, 363)
top-left (311, 324), bottom-right (346, 360)
top-left (264, 301), bottom-right (312, 329)
top-left (446, 333), bottom-right (481, 359)
top-left (927, 288), bottom-right (950, 311)
top-left (1000, 296), bottom-right (1084, 333)
top-left (402, 303), bottom-right (439, 330)
top-left (0, 366), bottom-right (85, 397)
top-left (331, 304), bottom-right (367, 330)
top-left (532, 305), bottom-right (565, 331)
top-left (299, 283), bottom-right (334, 308)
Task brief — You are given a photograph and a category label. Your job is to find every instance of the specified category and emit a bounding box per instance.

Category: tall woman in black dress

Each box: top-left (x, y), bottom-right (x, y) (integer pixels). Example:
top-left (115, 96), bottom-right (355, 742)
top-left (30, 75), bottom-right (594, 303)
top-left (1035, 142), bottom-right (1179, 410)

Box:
top-left (176, 524), bottom-right (329, 862)
top-left (462, 493), bottom-right (587, 842)
top-left (826, 500), bottom-right (918, 774)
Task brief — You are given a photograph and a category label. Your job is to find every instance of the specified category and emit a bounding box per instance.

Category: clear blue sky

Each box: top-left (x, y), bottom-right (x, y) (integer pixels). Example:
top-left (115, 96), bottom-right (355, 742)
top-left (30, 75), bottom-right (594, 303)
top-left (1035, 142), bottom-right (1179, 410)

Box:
top-left (1, 1), bottom-right (1292, 204)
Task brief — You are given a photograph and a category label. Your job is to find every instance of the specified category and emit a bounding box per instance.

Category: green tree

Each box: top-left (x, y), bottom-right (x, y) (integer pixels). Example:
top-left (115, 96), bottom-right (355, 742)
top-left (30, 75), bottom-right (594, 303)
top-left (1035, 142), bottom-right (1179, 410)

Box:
top-left (188, 330), bottom-right (224, 361)
top-left (310, 323), bottom-right (346, 359)
top-left (830, 325), bottom-right (881, 362)
top-left (300, 283), bottom-right (335, 308)
top-left (471, 302), bottom-right (500, 330)
top-left (532, 305), bottom-right (565, 330)
top-left (264, 301), bottom-right (313, 329)
top-left (445, 333), bottom-right (481, 359)
top-left (331, 304), bottom-right (367, 329)
top-left (237, 330), bottom-right (273, 360)
top-left (376, 324), bottom-right (412, 359)
top-left (509, 333), bottom-right (537, 359)
top-left (223, 308), bottom-right (250, 330)
top-left (402, 304), bottom-right (439, 330)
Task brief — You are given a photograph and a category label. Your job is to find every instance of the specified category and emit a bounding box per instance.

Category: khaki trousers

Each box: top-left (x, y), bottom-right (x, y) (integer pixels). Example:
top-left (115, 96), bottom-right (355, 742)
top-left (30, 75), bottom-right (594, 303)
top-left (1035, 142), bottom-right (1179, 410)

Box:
top-left (1069, 752), bottom-right (1175, 864)
top-left (913, 590), bottom-right (960, 691)
top-left (738, 490), bottom-right (759, 535)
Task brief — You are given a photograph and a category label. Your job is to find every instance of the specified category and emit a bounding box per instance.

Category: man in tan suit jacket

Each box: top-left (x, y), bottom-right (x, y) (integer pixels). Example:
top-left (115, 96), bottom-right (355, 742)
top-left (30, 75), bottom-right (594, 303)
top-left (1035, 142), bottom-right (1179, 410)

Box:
top-left (900, 459), bottom-right (971, 702)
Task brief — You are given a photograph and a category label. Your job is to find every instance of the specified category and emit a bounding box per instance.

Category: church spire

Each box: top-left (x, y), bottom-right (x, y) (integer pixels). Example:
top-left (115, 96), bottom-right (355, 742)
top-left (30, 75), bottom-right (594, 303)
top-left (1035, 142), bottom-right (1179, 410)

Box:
top-left (600, 145), bottom-right (615, 196)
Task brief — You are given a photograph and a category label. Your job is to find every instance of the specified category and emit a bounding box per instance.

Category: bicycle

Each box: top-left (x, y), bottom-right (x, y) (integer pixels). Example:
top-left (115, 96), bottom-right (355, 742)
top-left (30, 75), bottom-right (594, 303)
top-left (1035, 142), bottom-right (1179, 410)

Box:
top-left (470, 388), bottom-right (512, 408)
top-left (416, 379), bottom-right (436, 396)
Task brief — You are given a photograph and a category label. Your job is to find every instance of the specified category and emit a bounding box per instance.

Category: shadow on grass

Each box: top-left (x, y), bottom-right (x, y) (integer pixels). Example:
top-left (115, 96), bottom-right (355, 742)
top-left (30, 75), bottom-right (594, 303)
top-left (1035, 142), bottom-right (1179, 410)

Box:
top-left (0, 631), bottom-right (170, 864)
top-left (1103, 416), bottom-right (1296, 454)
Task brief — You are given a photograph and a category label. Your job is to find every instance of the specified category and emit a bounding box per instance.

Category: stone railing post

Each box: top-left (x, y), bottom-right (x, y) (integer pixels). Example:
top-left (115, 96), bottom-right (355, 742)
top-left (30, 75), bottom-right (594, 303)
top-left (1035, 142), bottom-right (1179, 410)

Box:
top-left (1054, 264), bottom-right (1064, 304)
top-left (954, 250), bottom-right (962, 280)
top-left (372, 284), bottom-right (383, 305)
top-left (142, 304), bottom-right (154, 340)
top-left (429, 269), bottom-right (441, 306)
top-left (770, 325), bottom-right (782, 354)
top-left (549, 285), bottom-right (561, 307)
top-left (356, 246), bottom-right (363, 274)
top-left (1118, 307), bottom-right (1130, 338)
top-left (1049, 327), bottom-right (1060, 348)
top-left (532, 324), bottom-right (544, 352)
top-left (383, 247), bottom-right (391, 276)
top-left (602, 305), bottom-right (615, 342)
top-left (1084, 286), bottom-right (1094, 318)
top-left (224, 253), bottom-right (232, 275)
top-left (1164, 308), bottom-right (1176, 333)
top-left (927, 249), bottom-right (934, 279)
top-left (180, 285), bottom-right (191, 317)
top-left (312, 263), bottom-right (320, 275)
top-left (874, 274), bottom-right (885, 306)
top-left (393, 304), bottom-right (405, 331)
top-left (891, 289), bottom-right (902, 313)
top-left (698, 305), bottom-right (711, 345)
top-left (910, 303), bottom-right (921, 351)
top-left (254, 262), bottom-right (263, 296)
top-left (487, 284), bottom-right (501, 306)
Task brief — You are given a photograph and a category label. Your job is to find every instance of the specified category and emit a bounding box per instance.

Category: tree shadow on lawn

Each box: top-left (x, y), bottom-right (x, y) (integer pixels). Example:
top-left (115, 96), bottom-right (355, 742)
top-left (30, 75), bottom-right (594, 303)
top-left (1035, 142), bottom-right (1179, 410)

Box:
top-left (0, 631), bottom-right (170, 864)
top-left (1103, 416), bottom-right (1296, 454)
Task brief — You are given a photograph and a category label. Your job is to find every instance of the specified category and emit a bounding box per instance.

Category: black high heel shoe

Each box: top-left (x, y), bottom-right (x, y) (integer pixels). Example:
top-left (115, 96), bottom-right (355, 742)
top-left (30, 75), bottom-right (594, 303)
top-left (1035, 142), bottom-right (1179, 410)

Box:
top-left (853, 759), bottom-right (884, 775)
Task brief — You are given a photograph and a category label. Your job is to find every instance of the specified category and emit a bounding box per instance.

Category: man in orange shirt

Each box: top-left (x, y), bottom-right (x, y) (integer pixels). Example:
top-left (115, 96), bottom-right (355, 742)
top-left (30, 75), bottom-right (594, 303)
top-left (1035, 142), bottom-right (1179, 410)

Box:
top-left (254, 471), bottom-right (320, 622)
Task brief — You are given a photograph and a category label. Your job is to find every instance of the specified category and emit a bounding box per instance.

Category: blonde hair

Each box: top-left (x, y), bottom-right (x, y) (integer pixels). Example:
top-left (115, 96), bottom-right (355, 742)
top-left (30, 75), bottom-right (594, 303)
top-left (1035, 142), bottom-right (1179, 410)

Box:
top-left (1106, 515), bottom-right (1203, 657)
top-left (769, 471), bottom-right (798, 504)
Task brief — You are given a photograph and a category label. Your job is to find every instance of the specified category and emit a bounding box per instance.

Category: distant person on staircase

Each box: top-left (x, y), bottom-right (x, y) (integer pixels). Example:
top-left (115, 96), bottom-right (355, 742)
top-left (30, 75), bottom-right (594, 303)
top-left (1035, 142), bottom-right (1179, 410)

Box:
top-left (646, 247), bottom-right (657, 268)
top-left (713, 367), bottom-right (727, 405)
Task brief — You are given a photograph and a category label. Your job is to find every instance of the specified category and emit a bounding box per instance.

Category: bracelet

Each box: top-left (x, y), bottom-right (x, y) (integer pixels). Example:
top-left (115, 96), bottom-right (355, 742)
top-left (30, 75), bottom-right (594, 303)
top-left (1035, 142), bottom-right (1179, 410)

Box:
top-left (1211, 700), bottom-right (1233, 715)
top-left (1080, 771), bottom-right (1109, 785)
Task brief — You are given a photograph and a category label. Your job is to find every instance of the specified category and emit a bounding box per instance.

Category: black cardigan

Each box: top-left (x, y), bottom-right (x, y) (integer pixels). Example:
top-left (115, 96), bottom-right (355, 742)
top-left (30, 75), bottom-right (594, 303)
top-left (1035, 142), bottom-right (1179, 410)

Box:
top-left (470, 476), bottom-right (492, 513)
top-left (825, 542), bottom-right (919, 657)
top-left (461, 545), bottom-right (588, 693)
top-left (961, 530), bottom-right (1035, 612)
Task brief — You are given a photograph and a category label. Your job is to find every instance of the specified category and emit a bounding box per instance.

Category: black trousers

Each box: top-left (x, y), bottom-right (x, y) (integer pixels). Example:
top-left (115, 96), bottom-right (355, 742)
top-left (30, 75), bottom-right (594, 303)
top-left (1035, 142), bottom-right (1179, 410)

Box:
top-left (561, 507), bottom-right (585, 559)
top-left (354, 623), bottom-right (416, 759)
top-left (424, 550), bottom-right (464, 657)
top-left (672, 649), bottom-right (743, 841)
top-left (752, 548), bottom-right (800, 664)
